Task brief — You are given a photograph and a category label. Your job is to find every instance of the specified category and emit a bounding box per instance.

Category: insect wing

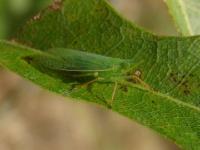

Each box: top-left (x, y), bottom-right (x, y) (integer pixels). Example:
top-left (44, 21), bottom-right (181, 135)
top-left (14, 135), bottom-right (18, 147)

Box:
top-left (47, 48), bottom-right (125, 72)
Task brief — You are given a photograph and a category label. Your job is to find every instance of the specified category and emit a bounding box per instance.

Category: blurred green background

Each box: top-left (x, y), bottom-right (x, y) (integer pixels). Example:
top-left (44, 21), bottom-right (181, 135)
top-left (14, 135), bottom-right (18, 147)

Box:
top-left (0, 0), bottom-right (52, 38)
top-left (0, 0), bottom-right (180, 150)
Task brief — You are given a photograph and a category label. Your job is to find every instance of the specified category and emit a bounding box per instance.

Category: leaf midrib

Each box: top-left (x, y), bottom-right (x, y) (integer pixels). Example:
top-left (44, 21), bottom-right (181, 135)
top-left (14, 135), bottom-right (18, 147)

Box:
top-left (125, 81), bottom-right (199, 112)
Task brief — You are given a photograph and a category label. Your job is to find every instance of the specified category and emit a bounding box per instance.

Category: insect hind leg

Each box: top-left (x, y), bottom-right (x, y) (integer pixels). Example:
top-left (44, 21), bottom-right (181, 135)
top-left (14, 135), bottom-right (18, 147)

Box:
top-left (108, 82), bottom-right (118, 108)
top-left (79, 78), bottom-right (100, 88)
top-left (64, 77), bottom-right (101, 96)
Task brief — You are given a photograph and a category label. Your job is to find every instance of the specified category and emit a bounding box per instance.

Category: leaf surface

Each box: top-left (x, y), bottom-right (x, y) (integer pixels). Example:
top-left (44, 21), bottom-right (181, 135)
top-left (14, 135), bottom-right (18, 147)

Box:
top-left (0, 0), bottom-right (199, 149)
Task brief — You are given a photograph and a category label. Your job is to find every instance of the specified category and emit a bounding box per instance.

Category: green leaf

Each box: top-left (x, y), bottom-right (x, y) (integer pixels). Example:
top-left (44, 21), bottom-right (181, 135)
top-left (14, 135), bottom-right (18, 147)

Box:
top-left (0, 0), bottom-right (199, 149)
top-left (165, 0), bottom-right (200, 35)
top-left (0, 40), bottom-right (69, 93)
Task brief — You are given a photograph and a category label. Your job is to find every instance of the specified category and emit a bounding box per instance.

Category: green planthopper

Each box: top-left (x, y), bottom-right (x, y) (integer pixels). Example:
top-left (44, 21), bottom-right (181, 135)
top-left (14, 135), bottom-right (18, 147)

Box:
top-left (24, 48), bottom-right (149, 107)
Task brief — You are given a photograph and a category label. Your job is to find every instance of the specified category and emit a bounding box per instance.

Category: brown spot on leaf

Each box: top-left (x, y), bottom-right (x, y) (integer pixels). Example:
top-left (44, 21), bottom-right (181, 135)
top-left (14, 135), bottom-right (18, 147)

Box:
top-left (169, 72), bottom-right (178, 83)
top-left (33, 13), bottom-right (41, 21)
top-left (27, 12), bottom-right (42, 24)
top-left (169, 72), bottom-right (192, 96)
top-left (183, 89), bottom-right (190, 95)
top-left (49, 0), bottom-right (63, 11)
top-left (119, 85), bottom-right (128, 92)
top-left (23, 56), bottom-right (33, 64)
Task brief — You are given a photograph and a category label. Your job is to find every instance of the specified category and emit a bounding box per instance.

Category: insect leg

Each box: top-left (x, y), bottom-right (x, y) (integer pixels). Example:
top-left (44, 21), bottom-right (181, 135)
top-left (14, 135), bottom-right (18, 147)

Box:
top-left (109, 82), bottom-right (118, 107)
top-left (64, 78), bottom-right (100, 96)
top-left (79, 77), bottom-right (100, 88)
top-left (131, 75), bottom-right (151, 90)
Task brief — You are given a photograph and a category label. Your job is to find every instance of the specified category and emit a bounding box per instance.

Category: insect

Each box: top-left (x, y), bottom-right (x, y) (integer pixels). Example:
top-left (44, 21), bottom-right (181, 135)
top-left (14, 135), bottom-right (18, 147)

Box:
top-left (25, 48), bottom-right (149, 107)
